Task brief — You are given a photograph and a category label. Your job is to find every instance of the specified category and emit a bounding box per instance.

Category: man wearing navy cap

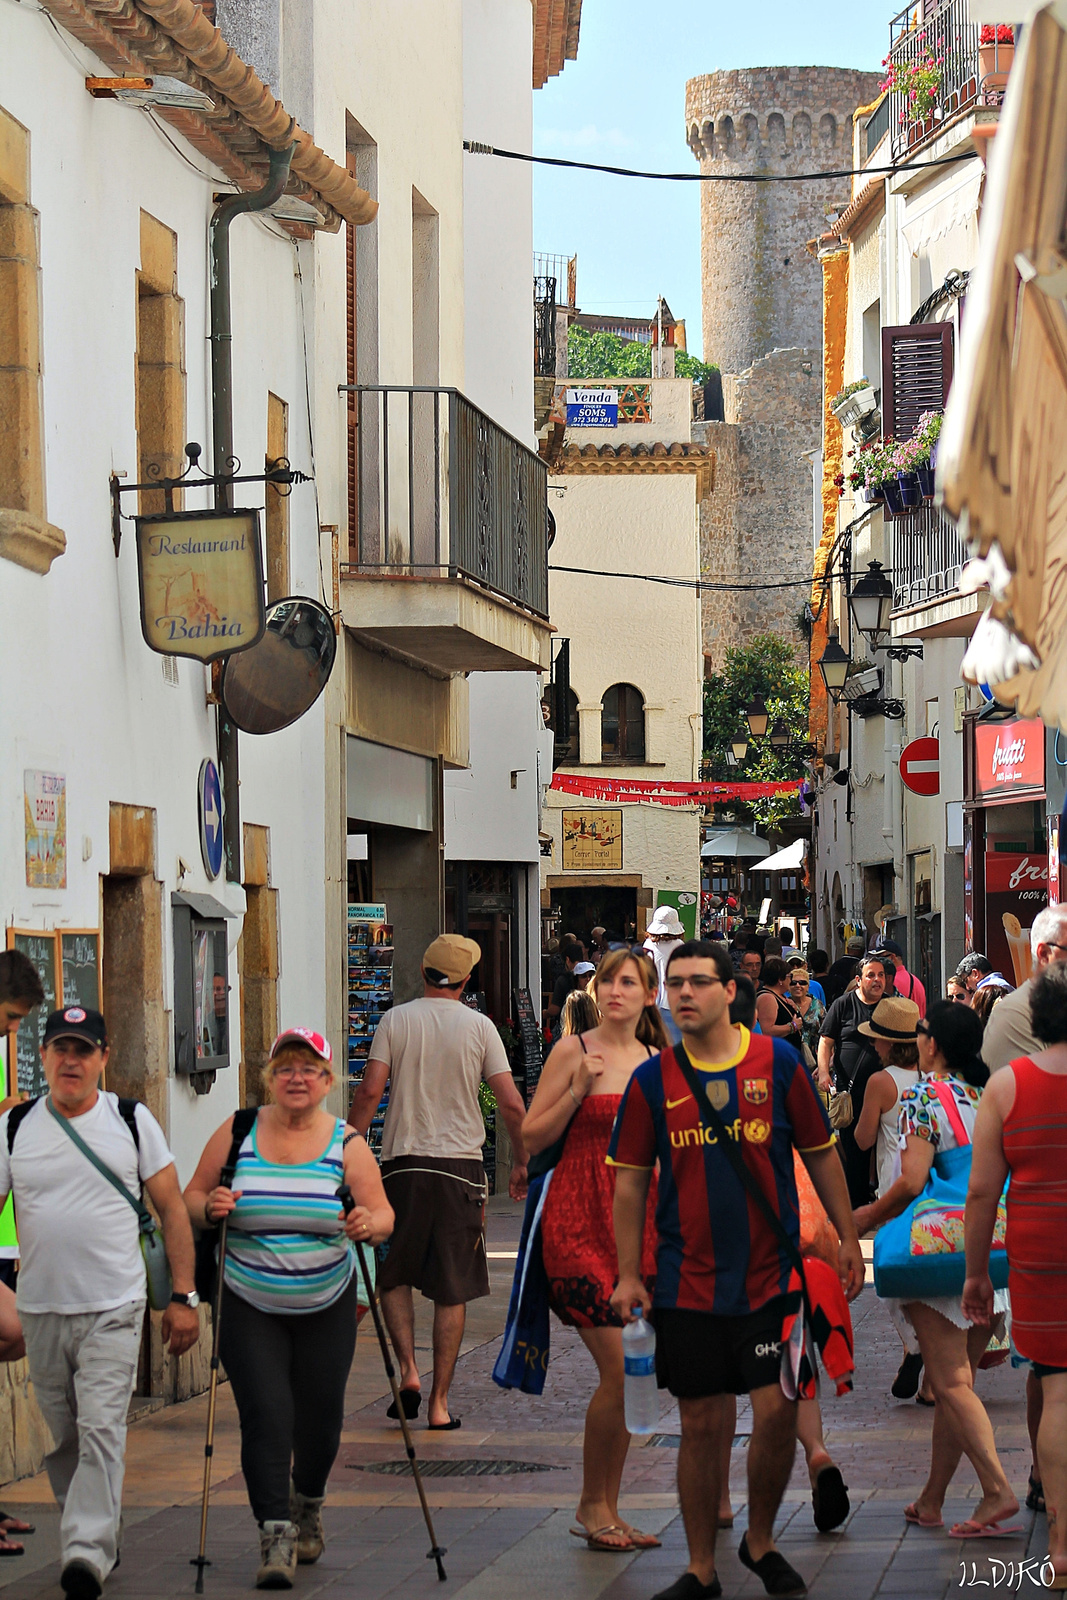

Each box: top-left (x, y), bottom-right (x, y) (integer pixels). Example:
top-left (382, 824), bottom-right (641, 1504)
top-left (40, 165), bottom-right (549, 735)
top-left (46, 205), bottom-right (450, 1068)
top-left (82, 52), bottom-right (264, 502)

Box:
top-left (0, 1007), bottom-right (198, 1600)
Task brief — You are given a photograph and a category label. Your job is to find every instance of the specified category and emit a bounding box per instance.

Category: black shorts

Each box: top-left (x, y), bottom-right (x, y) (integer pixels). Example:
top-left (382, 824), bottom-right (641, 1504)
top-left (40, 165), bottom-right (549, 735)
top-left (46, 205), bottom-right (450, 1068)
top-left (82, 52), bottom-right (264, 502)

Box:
top-left (1031, 1361), bottom-right (1067, 1379)
top-left (654, 1293), bottom-right (801, 1398)
top-left (378, 1157), bottom-right (489, 1304)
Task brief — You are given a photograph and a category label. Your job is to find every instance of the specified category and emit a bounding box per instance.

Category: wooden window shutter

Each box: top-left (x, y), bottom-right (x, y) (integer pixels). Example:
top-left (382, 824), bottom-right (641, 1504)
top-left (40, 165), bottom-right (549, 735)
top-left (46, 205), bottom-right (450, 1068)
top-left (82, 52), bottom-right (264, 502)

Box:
top-left (881, 321), bottom-right (954, 441)
top-left (346, 154), bottom-right (358, 562)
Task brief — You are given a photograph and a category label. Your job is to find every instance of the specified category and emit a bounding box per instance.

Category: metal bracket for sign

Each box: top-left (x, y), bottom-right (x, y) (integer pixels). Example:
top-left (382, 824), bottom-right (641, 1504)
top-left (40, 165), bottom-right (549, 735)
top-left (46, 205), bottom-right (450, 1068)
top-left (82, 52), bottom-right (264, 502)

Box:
top-left (109, 441), bottom-right (312, 555)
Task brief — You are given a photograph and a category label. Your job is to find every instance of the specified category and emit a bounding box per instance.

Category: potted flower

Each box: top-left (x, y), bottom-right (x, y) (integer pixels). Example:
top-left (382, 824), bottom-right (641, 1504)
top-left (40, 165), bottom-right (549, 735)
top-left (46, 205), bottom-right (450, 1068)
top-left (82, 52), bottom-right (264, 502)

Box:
top-left (855, 440), bottom-right (895, 507)
top-left (912, 410), bottom-right (943, 498)
top-left (881, 43), bottom-right (944, 130)
top-left (979, 24), bottom-right (1014, 94)
top-left (892, 436), bottom-right (924, 509)
top-left (831, 376), bottom-right (877, 429)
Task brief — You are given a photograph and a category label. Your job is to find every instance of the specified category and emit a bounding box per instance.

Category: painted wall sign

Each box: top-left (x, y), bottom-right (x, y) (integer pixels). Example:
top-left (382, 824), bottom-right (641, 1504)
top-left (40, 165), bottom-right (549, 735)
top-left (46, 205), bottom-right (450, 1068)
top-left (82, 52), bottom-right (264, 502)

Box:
top-left (565, 387), bottom-right (619, 427)
top-left (984, 851), bottom-right (1049, 986)
top-left (974, 718), bottom-right (1045, 797)
top-left (561, 809), bottom-right (623, 870)
top-left (24, 769), bottom-right (66, 888)
top-left (136, 508), bottom-right (266, 663)
top-left (198, 758), bottom-right (224, 880)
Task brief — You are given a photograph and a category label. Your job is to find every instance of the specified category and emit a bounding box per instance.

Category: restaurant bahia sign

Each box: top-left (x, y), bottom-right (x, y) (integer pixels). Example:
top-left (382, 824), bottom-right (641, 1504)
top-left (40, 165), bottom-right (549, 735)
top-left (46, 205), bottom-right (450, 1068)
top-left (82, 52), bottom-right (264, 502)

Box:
top-left (135, 508), bottom-right (266, 663)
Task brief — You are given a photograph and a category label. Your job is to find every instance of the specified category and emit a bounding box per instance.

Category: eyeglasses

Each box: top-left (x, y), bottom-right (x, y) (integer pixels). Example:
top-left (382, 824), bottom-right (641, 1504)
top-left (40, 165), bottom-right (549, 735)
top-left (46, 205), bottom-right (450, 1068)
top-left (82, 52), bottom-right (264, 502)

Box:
top-left (915, 1024), bottom-right (931, 1038)
top-left (665, 975), bottom-right (723, 991)
top-left (273, 1065), bottom-right (329, 1081)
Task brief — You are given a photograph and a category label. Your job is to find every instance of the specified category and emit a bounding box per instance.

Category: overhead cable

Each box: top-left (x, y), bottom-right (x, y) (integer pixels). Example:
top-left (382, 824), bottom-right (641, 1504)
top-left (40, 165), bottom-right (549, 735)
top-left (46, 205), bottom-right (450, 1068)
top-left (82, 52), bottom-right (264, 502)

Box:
top-left (464, 140), bottom-right (972, 185)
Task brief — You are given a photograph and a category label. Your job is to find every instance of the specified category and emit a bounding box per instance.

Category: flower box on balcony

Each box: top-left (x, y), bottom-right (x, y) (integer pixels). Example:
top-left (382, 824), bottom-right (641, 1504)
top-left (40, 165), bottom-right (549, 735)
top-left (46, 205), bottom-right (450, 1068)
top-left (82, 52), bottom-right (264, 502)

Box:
top-left (831, 386), bottom-right (877, 429)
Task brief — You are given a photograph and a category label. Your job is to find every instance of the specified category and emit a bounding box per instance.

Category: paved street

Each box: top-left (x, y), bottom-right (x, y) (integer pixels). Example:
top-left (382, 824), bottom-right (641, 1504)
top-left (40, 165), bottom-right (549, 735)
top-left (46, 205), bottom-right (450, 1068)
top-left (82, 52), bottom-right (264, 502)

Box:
top-left (0, 1202), bottom-right (1049, 1600)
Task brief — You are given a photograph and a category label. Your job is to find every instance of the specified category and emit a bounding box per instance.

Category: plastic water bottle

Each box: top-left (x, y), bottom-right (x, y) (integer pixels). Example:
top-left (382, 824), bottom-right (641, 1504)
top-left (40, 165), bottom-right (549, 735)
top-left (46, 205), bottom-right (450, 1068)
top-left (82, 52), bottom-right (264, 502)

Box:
top-left (623, 1308), bottom-right (659, 1434)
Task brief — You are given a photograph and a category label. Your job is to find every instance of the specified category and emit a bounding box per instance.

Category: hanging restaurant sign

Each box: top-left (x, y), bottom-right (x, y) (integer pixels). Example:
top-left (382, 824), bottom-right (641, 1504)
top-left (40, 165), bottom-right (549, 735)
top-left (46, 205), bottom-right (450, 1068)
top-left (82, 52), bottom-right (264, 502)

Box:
top-left (135, 508), bottom-right (266, 663)
top-left (551, 773), bottom-right (803, 808)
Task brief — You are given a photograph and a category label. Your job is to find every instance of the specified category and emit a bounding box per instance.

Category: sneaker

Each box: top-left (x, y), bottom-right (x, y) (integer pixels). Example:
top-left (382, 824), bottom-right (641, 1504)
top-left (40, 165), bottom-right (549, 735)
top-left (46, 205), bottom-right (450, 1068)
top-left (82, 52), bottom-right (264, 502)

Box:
top-left (61, 1559), bottom-right (103, 1600)
top-left (290, 1488), bottom-right (326, 1563)
top-left (891, 1351), bottom-right (924, 1400)
top-left (256, 1520), bottom-right (299, 1590)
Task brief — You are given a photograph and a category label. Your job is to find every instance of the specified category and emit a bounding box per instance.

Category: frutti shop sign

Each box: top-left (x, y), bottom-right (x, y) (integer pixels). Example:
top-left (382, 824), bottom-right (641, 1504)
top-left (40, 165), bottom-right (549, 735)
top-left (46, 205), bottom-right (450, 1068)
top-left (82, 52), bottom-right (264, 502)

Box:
top-left (135, 508), bottom-right (266, 663)
top-left (974, 718), bottom-right (1045, 798)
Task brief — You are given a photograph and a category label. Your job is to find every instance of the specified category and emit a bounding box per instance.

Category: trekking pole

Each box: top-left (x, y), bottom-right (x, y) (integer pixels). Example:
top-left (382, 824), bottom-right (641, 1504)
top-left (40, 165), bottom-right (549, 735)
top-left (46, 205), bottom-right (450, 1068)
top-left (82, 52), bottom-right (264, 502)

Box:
top-left (337, 1183), bottom-right (447, 1581)
top-left (191, 1158), bottom-right (238, 1594)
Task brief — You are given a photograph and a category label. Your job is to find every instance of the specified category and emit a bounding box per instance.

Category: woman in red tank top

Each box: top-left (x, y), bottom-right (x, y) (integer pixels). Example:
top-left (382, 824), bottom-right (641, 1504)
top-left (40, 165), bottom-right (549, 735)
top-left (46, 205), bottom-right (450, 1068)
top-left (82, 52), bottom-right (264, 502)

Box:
top-left (523, 947), bottom-right (667, 1555)
top-left (964, 964), bottom-right (1067, 1589)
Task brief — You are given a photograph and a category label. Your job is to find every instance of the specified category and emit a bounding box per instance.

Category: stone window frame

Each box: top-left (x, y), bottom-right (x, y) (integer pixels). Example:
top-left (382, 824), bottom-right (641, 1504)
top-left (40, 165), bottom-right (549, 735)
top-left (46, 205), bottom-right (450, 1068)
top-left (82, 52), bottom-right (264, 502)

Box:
top-left (0, 103), bottom-right (65, 574)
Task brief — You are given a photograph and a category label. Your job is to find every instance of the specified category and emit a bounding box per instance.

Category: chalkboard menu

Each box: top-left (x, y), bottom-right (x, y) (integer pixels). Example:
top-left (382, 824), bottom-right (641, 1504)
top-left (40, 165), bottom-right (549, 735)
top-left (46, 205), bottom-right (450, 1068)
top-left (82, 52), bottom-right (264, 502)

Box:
top-left (6, 929), bottom-right (101, 1098)
top-left (9, 932), bottom-right (58, 1098)
top-left (512, 987), bottom-right (543, 1104)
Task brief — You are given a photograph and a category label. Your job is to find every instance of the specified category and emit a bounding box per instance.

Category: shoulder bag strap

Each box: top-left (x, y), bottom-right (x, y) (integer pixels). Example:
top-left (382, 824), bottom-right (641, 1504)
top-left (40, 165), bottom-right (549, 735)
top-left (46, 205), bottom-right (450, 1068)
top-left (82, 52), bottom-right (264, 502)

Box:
top-left (672, 1044), bottom-right (806, 1281)
top-left (224, 1106), bottom-right (258, 1186)
top-left (928, 1079), bottom-right (971, 1147)
top-left (6, 1097), bottom-right (40, 1155)
top-left (45, 1097), bottom-right (155, 1234)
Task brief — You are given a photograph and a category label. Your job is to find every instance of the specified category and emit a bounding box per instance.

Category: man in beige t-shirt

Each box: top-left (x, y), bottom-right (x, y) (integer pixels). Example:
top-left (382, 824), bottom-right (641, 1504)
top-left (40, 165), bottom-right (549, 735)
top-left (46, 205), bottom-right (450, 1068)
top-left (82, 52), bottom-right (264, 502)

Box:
top-left (982, 906), bottom-right (1067, 1071)
top-left (348, 934), bottom-right (527, 1430)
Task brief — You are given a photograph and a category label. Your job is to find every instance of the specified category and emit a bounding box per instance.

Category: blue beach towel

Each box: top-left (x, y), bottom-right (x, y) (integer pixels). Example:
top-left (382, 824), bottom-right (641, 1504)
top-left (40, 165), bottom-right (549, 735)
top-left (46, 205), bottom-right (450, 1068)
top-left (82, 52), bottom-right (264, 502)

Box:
top-left (492, 1169), bottom-right (554, 1394)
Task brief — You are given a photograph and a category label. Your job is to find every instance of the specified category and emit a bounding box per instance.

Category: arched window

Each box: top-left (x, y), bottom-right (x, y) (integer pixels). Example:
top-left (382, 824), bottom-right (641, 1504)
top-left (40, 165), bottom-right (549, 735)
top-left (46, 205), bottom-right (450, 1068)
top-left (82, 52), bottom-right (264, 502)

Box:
top-left (601, 684), bottom-right (645, 762)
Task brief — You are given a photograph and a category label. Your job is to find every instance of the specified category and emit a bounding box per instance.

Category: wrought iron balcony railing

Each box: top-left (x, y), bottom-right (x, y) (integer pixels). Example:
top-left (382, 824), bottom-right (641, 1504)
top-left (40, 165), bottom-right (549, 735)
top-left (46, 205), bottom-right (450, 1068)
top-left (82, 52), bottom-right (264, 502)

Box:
top-left (886, 0), bottom-right (1013, 161)
top-left (890, 502), bottom-right (966, 611)
top-left (345, 385), bottom-right (549, 620)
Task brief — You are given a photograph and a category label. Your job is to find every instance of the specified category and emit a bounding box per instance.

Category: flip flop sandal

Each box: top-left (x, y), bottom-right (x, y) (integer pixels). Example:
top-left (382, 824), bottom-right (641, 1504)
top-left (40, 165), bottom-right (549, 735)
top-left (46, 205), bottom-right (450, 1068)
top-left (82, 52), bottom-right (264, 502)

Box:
top-left (915, 1392), bottom-right (936, 1407)
top-left (427, 1416), bottom-right (462, 1431)
top-left (738, 1533), bottom-right (807, 1596)
top-left (385, 1388), bottom-right (421, 1421)
top-left (811, 1466), bottom-right (850, 1533)
top-left (1025, 1474), bottom-right (1046, 1514)
top-left (0, 1538), bottom-right (24, 1558)
top-left (718, 1516), bottom-right (734, 1529)
top-left (569, 1524), bottom-right (635, 1553)
top-left (949, 1520), bottom-right (1025, 1539)
top-left (622, 1526), bottom-right (662, 1548)
top-left (904, 1503), bottom-right (943, 1528)
top-left (0, 1515), bottom-right (33, 1535)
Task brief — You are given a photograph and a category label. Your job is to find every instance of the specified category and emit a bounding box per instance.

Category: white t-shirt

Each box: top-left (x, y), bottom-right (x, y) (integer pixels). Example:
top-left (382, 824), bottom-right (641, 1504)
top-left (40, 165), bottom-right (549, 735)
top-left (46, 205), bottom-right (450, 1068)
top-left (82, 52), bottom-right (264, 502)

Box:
top-left (370, 998), bottom-right (512, 1162)
top-left (0, 1092), bottom-right (174, 1314)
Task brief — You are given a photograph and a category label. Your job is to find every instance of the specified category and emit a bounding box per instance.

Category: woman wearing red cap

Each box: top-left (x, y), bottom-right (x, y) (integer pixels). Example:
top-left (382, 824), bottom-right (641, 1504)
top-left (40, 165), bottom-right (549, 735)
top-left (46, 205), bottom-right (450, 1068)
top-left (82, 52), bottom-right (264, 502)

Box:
top-left (186, 1028), bottom-right (393, 1590)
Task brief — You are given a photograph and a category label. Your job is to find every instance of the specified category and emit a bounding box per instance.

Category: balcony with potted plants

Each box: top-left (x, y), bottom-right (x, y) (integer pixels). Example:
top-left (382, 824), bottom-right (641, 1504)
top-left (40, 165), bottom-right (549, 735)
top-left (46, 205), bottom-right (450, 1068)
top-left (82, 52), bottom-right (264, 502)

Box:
top-left (883, 1), bottom-right (1014, 162)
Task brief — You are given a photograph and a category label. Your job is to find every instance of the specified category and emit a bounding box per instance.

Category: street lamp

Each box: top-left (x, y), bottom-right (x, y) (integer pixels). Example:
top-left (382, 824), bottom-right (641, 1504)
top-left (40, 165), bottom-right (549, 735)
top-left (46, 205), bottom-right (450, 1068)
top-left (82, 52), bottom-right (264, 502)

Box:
top-left (730, 727), bottom-right (750, 762)
top-left (744, 695), bottom-right (769, 738)
top-left (818, 633), bottom-right (851, 699)
top-left (847, 559), bottom-right (893, 645)
top-left (769, 718), bottom-right (791, 750)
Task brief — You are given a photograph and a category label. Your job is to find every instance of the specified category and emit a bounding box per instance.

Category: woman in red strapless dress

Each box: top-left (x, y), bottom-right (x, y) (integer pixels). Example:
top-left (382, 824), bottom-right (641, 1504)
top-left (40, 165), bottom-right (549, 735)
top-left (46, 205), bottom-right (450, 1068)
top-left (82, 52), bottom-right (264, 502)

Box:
top-left (964, 963), bottom-right (1067, 1587)
top-left (524, 947), bottom-right (667, 1555)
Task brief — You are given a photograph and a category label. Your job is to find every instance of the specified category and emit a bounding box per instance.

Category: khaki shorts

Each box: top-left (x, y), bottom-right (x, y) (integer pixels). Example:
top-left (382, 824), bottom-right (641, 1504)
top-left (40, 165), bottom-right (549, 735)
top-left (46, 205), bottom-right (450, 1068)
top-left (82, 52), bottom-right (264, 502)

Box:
top-left (378, 1157), bottom-right (489, 1304)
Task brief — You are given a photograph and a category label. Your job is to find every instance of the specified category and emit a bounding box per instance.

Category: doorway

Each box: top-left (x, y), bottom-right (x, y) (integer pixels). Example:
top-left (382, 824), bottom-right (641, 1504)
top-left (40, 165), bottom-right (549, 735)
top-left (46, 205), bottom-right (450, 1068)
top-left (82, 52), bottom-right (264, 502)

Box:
top-left (552, 885), bottom-right (637, 946)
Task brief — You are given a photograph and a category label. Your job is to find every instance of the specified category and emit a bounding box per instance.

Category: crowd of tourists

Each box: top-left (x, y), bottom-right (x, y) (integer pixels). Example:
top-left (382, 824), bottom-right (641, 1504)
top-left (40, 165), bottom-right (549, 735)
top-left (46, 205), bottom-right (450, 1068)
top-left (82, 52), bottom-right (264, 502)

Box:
top-left (0, 902), bottom-right (1065, 1599)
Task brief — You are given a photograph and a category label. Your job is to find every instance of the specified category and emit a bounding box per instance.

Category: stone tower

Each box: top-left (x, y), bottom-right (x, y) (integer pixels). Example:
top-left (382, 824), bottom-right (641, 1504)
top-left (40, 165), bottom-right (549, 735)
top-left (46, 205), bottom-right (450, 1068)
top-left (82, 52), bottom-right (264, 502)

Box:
top-left (685, 67), bottom-right (880, 670)
top-left (686, 67), bottom-right (880, 373)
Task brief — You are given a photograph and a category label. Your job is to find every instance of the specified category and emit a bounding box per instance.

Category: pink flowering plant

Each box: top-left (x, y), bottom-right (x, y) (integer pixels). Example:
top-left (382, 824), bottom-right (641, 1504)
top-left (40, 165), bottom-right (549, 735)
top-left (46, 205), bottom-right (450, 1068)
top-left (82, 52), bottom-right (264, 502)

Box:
top-left (881, 39), bottom-right (944, 124)
top-left (853, 440), bottom-right (896, 490)
top-left (892, 435), bottom-right (924, 476)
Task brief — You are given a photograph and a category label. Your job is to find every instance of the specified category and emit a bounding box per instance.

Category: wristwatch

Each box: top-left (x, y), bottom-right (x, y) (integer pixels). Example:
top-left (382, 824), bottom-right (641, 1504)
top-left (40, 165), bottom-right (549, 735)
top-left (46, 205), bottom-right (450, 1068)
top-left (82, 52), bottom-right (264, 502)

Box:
top-left (170, 1290), bottom-right (201, 1309)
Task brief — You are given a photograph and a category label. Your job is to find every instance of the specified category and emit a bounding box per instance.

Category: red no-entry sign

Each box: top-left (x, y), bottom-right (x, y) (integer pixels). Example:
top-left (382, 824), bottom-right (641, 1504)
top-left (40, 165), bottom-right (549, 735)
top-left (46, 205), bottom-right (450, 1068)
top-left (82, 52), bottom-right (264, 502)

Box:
top-left (900, 737), bottom-right (940, 796)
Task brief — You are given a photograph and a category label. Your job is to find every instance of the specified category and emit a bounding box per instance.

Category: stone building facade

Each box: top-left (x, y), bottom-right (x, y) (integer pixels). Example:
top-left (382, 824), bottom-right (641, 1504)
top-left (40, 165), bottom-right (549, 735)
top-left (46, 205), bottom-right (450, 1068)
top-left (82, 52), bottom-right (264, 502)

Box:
top-left (685, 67), bottom-right (880, 669)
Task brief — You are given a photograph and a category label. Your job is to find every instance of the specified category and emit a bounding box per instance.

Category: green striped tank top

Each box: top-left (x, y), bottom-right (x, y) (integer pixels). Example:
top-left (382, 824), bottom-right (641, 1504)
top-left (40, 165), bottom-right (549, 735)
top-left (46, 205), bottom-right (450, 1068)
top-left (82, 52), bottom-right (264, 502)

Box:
top-left (223, 1114), bottom-right (354, 1314)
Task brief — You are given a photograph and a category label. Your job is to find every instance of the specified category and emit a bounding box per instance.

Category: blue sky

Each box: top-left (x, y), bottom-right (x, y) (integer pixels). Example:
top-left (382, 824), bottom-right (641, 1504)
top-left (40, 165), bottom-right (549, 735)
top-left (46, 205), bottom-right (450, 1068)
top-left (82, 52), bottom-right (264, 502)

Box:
top-left (533, 2), bottom-right (889, 359)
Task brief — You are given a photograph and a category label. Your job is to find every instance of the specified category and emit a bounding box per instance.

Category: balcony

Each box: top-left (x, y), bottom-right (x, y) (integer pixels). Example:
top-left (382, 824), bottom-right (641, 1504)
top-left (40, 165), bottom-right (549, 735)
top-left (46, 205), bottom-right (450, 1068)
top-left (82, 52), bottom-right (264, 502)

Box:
top-left (887, 0), bottom-right (1013, 162)
top-left (890, 502), bottom-right (987, 638)
top-left (341, 386), bottom-right (551, 674)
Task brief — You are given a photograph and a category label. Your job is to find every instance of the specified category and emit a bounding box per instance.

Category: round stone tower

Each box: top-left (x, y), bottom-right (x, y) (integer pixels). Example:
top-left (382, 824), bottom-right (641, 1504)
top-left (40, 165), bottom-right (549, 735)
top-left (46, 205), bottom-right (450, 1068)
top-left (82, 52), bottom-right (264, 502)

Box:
top-left (685, 67), bottom-right (881, 373)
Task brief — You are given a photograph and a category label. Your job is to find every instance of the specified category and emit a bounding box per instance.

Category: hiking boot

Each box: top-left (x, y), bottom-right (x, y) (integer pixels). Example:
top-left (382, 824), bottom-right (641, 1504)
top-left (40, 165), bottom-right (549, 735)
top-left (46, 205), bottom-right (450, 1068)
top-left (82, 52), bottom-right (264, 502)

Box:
top-left (255, 1520), bottom-right (299, 1589)
top-left (290, 1488), bottom-right (326, 1563)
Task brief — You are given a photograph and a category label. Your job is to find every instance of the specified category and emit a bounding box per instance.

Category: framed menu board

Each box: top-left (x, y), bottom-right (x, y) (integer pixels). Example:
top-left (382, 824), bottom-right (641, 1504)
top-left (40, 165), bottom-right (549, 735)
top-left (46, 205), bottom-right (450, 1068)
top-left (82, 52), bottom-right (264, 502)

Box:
top-left (5, 929), bottom-right (100, 1098)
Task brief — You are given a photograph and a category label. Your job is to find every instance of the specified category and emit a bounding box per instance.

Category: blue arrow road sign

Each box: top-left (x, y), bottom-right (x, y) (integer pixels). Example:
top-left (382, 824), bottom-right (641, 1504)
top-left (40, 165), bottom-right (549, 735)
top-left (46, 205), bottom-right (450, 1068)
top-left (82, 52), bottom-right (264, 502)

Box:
top-left (199, 758), bottom-right (224, 880)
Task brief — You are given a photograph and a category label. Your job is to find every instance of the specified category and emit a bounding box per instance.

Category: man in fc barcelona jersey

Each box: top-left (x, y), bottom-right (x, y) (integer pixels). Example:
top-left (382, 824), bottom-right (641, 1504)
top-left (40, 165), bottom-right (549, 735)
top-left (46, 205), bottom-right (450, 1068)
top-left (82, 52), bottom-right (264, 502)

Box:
top-left (609, 942), bottom-right (862, 1600)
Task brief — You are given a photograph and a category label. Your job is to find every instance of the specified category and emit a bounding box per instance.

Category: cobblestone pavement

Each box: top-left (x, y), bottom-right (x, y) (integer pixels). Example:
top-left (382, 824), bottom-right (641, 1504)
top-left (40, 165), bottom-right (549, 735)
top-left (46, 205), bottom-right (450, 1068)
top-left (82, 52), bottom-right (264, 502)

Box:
top-left (0, 1203), bottom-right (1052, 1599)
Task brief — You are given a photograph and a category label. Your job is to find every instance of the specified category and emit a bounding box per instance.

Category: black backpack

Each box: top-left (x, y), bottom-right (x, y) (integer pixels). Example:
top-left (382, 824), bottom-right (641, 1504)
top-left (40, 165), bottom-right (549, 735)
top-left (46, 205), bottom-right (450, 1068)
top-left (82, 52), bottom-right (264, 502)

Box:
top-left (193, 1106), bottom-right (258, 1303)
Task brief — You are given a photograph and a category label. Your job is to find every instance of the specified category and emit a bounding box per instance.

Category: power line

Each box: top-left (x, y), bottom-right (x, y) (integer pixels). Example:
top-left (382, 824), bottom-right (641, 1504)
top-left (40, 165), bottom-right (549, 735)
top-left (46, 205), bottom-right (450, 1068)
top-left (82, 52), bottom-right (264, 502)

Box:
top-left (465, 140), bottom-right (972, 185)
top-left (549, 564), bottom-right (815, 592)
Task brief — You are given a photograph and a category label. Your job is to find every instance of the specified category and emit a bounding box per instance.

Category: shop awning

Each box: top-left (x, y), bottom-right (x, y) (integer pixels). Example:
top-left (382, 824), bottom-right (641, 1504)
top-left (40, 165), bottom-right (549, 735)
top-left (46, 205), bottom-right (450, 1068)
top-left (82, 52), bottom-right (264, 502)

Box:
top-left (755, 838), bottom-right (806, 872)
top-left (700, 829), bottom-right (770, 860)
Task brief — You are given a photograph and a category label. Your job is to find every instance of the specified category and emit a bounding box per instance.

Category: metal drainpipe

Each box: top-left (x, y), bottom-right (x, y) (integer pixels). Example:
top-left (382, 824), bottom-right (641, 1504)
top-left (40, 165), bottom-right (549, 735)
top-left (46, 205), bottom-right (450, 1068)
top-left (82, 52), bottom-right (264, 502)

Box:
top-left (208, 143), bottom-right (295, 882)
